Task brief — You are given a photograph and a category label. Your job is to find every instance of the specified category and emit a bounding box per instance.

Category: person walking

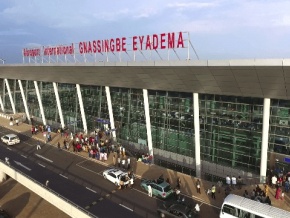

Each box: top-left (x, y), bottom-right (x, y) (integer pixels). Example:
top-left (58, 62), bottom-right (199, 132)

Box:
top-left (176, 177), bottom-right (181, 189)
top-left (117, 156), bottom-right (121, 168)
top-left (211, 185), bottom-right (216, 199)
top-left (148, 184), bottom-right (152, 197)
top-left (237, 176), bottom-right (242, 189)
top-left (16, 119), bottom-right (19, 126)
top-left (127, 157), bottom-right (131, 170)
top-left (5, 157), bottom-right (10, 166)
top-left (285, 180), bottom-right (290, 193)
top-left (217, 180), bottom-right (223, 193)
top-left (196, 179), bottom-right (201, 194)
top-left (264, 184), bottom-right (269, 196)
top-left (231, 176), bottom-right (237, 189)
top-left (272, 175), bottom-right (277, 188)
top-left (113, 155), bottom-right (116, 166)
top-left (275, 186), bottom-right (281, 199)
top-left (226, 175), bottom-right (231, 187)
top-left (121, 159), bottom-right (125, 169)
top-left (57, 142), bottom-right (61, 150)
top-left (122, 146), bottom-right (126, 157)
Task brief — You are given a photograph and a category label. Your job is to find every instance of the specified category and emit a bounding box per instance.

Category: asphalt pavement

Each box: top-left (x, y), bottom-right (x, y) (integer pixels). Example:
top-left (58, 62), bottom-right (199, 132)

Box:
top-left (0, 113), bottom-right (289, 217)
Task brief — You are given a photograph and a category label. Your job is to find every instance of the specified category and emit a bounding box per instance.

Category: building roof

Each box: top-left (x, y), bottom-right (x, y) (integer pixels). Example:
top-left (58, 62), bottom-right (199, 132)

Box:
top-left (1, 59), bottom-right (290, 100)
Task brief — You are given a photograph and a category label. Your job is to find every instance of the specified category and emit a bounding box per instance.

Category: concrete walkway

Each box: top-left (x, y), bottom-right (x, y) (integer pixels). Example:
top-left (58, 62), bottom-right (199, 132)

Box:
top-left (0, 113), bottom-right (289, 212)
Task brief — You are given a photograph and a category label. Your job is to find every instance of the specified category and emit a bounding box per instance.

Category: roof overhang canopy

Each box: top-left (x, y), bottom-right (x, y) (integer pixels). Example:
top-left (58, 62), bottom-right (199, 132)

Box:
top-left (1, 59), bottom-right (290, 100)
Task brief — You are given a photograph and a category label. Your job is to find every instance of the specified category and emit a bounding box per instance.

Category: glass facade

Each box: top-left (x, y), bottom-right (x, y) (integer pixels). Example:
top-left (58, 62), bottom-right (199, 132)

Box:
top-left (27, 81), bottom-right (41, 118)
top-left (148, 90), bottom-right (194, 157)
top-left (269, 99), bottom-right (290, 155)
top-left (199, 94), bottom-right (263, 174)
top-left (2, 78), bottom-right (290, 176)
top-left (58, 83), bottom-right (83, 132)
top-left (110, 87), bottom-right (146, 144)
top-left (41, 82), bottom-right (58, 124)
top-left (14, 80), bottom-right (25, 114)
top-left (81, 85), bottom-right (108, 132)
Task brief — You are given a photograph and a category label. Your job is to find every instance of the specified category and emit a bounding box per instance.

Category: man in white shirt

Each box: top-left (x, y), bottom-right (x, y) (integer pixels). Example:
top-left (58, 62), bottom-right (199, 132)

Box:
top-left (148, 185), bottom-right (152, 197)
top-left (121, 159), bottom-right (125, 169)
top-left (271, 175), bottom-right (277, 188)
top-left (226, 175), bottom-right (231, 187)
top-left (231, 176), bottom-right (237, 189)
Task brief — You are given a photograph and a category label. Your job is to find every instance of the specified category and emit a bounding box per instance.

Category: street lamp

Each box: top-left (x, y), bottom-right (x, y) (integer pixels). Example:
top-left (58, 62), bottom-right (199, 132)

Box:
top-left (0, 58), bottom-right (5, 64)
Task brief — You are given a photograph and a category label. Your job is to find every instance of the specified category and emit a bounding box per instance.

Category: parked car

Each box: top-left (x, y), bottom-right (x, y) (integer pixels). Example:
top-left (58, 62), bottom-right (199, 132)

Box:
top-left (157, 203), bottom-right (199, 218)
top-left (1, 134), bottom-right (20, 145)
top-left (140, 177), bottom-right (174, 199)
top-left (103, 168), bottom-right (131, 186)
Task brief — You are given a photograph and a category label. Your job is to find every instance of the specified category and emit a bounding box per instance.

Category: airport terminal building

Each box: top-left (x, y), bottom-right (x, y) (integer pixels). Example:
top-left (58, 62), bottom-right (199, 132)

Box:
top-left (1, 32), bottom-right (290, 183)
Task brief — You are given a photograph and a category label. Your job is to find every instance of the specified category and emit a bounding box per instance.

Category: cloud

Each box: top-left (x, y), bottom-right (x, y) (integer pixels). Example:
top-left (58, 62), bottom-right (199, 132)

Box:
top-left (167, 1), bottom-right (217, 10)
top-left (133, 7), bottom-right (157, 18)
top-left (272, 15), bottom-right (290, 27)
top-left (0, 29), bottom-right (30, 36)
top-left (92, 8), bottom-right (130, 21)
top-left (1, 0), bottom-right (290, 63)
top-left (24, 42), bottom-right (42, 48)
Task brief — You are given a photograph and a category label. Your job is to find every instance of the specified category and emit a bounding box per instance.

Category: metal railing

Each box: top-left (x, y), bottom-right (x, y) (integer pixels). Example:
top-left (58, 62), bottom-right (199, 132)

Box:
top-left (0, 160), bottom-right (97, 218)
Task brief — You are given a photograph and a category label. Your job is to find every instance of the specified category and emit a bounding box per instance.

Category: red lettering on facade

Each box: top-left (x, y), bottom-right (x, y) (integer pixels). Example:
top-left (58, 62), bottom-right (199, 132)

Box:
top-left (110, 39), bottom-right (115, 52)
top-left (168, 32), bottom-right (175, 48)
top-left (121, 37), bottom-right (126, 52)
top-left (132, 36), bottom-right (138, 51)
top-left (97, 40), bottom-right (101, 52)
top-left (23, 48), bottom-right (41, 57)
top-left (138, 36), bottom-right (144, 50)
top-left (160, 33), bottom-right (166, 49)
top-left (145, 35), bottom-right (151, 50)
top-left (23, 32), bottom-right (187, 59)
top-left (152, 34), bottom-right (158, 50)
top-left (93, 40), bottom-right (97, 53)
top-left (116, 38), bottom-right (121, 51)
top-left (83, 42), bottom-right (87, 53)
top-left (87, 41), bottom-right (92, 53)
top-left (104, 40), bottom-right (109, 52)
top-left (177, 32), bottom-right (184, 48)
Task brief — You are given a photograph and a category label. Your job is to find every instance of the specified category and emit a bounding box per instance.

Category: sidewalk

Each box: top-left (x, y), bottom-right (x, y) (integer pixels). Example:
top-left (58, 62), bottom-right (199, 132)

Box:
top-left (0, 113), bottom-right (289, 212)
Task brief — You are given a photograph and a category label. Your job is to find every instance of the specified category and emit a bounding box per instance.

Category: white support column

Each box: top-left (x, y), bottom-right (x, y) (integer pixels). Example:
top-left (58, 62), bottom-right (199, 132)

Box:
top-left (53, 82), bottom-right (65, 129)
top-left (260, 98), bottom-right (270, 183)
top-left (0, 96), bottom-right (4, 112)
top-left (4, 79), bottom-right (16, 114)
top-left (76, 84), bottom-right (87, 134)
top-left (18, 80), bottom-right (30, 122)
top-left (143, 89), bottom-right (153, 158)
top-left (193, 93), bottom-right (201, 178)
top-left (34, 81), bottom-right (46, 126)
top-left (105, 86), bottom-right (116, 140)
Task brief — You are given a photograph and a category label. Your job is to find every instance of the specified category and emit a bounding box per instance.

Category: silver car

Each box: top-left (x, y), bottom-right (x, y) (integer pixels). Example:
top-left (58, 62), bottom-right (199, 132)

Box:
top-left (1, 134), bottom-right (20, 145)
top-left (103, 168), bottom-right (131, 186)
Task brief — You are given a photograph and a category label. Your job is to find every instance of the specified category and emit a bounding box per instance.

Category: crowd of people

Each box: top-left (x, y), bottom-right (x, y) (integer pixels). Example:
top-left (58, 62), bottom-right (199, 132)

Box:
top-left (117, 171), bottom-right (134, 190)
top-left (31, 124), bottom-right (53, 143)
top-left (267, 168), bottom-right (289, 201)
top-left (243, 184), bottom-right (272, 205)
top-left (220, 169), bottom-right (290, 206)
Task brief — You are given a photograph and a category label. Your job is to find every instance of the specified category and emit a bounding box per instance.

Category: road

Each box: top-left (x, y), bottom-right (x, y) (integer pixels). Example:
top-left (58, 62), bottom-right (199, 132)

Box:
top-left (0, 126), bottom-right (220, 217)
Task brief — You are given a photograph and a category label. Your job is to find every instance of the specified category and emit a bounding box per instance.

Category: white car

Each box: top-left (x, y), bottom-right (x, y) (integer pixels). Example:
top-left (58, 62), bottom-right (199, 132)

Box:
top-left (103, 168), bottom-right (131, 186)
top-left (1, 134), bottom-right (20, 145)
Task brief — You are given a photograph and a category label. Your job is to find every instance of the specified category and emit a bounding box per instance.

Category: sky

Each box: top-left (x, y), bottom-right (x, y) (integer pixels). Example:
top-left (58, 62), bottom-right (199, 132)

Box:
top-left (0, 0), bottom-right (290, 63)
